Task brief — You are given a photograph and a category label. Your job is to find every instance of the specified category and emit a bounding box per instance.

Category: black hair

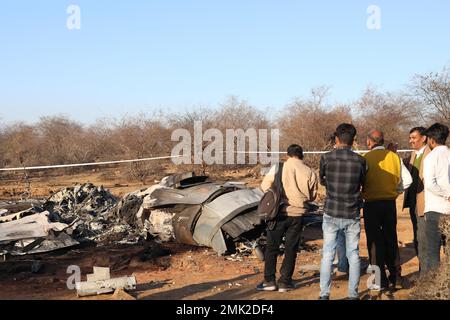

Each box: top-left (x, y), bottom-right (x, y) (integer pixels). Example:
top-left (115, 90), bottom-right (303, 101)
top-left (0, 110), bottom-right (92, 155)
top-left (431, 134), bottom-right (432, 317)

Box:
top-left (425, 123), bottom-right (449, 145)
top-left (409, 127), bottom-right (427, 136)
top-left (287, 144), bottom-right (304, 159)
top-left (334, 123), bottom-right (357, 146)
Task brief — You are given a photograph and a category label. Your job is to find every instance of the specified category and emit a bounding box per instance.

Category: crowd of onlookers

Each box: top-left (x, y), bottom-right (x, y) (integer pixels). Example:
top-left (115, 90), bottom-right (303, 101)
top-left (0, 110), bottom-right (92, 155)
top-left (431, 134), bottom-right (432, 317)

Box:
top-left (257, 122), bottom-right (449, 299)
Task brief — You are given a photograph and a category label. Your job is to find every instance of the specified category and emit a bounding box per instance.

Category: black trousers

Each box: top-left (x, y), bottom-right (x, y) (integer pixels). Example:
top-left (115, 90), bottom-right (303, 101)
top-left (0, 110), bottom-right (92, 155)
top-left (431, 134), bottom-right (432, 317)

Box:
top-left (363, 200), bottom-right (399, 286)
top-left (264, 216), bottom-right (303, 284)
top-left (408, 203), bottom-right (419, 256)
top-left (418, 212), bottom-right (444, 274)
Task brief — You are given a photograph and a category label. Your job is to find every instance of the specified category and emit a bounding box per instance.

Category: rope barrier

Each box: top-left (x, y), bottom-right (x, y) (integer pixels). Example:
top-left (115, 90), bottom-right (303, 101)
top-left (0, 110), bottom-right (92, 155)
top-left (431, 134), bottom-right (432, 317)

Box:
top-left (0, 155), bottom-right (182, 172)
top-left (0, 150), bottom-right (413, 172)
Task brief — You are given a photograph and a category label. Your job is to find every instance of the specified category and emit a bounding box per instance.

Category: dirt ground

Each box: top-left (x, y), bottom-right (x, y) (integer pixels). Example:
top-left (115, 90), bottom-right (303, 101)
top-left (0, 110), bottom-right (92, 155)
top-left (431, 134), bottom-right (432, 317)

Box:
top-left (0, 165), bottom-right (421, 300)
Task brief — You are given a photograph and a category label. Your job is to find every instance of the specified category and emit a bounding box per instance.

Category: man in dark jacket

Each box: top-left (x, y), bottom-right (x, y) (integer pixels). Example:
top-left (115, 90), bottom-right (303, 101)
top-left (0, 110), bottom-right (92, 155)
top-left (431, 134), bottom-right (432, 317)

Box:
top-left (402, 127), bottom-right (430, 256)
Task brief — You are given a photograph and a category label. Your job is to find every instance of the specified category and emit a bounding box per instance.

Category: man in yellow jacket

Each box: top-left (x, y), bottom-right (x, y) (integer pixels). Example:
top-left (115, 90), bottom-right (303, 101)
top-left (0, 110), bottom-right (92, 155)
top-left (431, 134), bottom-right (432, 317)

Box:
top-left (363, 130), bottom-right (412, 290)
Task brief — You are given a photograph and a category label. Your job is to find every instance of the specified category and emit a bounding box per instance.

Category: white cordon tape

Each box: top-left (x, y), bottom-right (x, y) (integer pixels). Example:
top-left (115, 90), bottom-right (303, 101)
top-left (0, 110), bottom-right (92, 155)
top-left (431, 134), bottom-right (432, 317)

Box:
top-left (0, 155), bottom-right (182, 172)
top-left (0, 150), bottom-right (413, 172)
top-left (236, 150), bottom-right (413, 154)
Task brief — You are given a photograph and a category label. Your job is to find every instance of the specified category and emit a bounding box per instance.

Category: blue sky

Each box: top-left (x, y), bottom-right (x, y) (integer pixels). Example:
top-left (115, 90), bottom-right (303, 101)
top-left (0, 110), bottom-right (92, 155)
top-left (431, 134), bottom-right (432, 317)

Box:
top-left (0, 0), bottom-right (449, 124)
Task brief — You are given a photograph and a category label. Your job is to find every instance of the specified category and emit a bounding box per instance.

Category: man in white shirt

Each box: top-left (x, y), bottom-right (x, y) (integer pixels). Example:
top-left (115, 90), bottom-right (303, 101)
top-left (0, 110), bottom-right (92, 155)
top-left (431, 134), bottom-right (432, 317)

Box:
top-left (419, 123), bottom-right (450, 273)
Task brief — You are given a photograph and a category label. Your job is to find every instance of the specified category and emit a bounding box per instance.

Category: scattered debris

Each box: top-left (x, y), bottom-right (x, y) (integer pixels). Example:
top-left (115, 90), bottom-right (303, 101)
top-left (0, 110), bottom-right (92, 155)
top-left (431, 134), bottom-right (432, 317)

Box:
top-left (43, 183), bottom-right (136, 245)
top-left (0, 211), bottom-right (67, 242)
top-left (0, 172), bottom-right (324, 258)
top-left (0, 206), bottom-right (43, 223)
top-left (75, 266), bottom-right (137, 297)
top-left (44, 183), bottom-right (117, 221)
top-left (0, 211), bottom-right (79, 256)
top-left (0, 183), bottom-right (134, 256)
top-left (226, 254), bottom-right (243, 262)
top-left (111, 288), bottom-right (136, 300)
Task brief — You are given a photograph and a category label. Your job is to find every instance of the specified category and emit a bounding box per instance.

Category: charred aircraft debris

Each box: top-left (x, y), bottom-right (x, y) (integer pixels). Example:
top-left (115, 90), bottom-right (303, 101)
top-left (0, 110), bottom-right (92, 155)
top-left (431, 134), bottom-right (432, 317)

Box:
top-left (0, 172), bottom-right (323, 259)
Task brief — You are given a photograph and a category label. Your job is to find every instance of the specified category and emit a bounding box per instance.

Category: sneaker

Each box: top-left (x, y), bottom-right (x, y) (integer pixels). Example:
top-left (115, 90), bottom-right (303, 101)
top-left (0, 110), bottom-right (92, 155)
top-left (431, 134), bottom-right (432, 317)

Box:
top-left (256, 281), bottom-right (277, 291)
top-left (278, 282), bottom-right (295, 292)
top-left (319, 295), bottom-right (330, 300)
top-left (368, 283), bottom-right (387, 291)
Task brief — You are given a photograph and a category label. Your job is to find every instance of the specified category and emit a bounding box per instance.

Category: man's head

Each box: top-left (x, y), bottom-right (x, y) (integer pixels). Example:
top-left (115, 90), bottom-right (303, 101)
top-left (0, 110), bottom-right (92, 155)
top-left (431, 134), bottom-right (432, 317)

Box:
top-left (387, 142), bottom-right (399, 153)
top-left (425, 123), bottom-right (449, 150)
top-left (334, 123), bottom-right (357, 147)
top-left (409, 127), bottom-right (427, 151)
top-left (287, 144), bottom-right (304, 160)
top-left (367, 130), bottom-right (384, 150)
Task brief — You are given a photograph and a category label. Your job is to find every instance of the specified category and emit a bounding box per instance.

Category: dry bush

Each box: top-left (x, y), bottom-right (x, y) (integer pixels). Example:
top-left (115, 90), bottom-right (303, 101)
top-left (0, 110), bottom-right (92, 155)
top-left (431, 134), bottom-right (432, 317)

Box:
top-left (167, 106), bottom-right (218, 175)
top-left (106, 113), bottom-right (172, 183)
top-left (166, 97), bottom-right (273, 175)
top-left (37, 116), bottom-right (92, 165)
top-left (0, 122), bottom-right (42, 167)
top-left (214, 96), bottom-right (270, 130)
top-left (109, 114), bottom-right (172, 159)
top-left (212, 96), bottom-right (272, 172)
top-left (277, 87), bottom-right (353, 168)
top-left (127, 160), bottom-right (164, 185)
top-left (354, 87), bottom-right (421, 148)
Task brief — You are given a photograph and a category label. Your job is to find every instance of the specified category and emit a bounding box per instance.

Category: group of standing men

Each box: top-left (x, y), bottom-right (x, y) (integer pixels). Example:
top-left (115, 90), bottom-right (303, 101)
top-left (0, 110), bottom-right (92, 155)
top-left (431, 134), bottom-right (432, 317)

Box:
top-left (258, 122), bottom-right (450, 299)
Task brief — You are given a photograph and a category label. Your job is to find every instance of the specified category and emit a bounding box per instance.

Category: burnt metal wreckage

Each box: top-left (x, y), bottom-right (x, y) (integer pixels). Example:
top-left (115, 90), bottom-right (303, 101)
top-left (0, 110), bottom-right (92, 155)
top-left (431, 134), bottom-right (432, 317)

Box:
top-left (0, 172), bottom-right (323, 259)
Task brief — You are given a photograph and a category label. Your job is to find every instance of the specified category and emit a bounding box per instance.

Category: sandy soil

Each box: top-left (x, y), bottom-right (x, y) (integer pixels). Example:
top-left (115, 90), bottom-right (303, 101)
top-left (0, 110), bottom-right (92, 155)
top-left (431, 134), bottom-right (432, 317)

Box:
top-left (0, 166), bottom-right (421, 300)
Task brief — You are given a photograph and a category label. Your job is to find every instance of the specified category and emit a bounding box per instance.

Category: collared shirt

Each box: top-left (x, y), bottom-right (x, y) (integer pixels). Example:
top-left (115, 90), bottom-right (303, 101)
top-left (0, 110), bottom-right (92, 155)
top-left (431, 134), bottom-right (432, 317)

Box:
top-left (371, 146), bottom-right (413, 193)
top-left (415, 145), bottom-right (427, 156)
top-left (319, 146), bottom-right (367, 219)
top-left (423, 145), bottom-right (450, 214)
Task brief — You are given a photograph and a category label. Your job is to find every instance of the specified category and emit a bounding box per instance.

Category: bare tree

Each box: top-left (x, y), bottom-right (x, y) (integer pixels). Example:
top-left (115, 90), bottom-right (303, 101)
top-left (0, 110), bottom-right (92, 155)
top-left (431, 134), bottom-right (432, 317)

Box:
top-left (109, 112), bottom-right (172, 184)
top-left (277, 88), bottom-right (353, 168)
top-left (355, 87), bottom-right (420, 148)
top-left (0, 122), bottom-right (41, 167)
top-left (37, 116), bottom-right (91, 165)
top-left (412, 66), bottom-right (450, 125)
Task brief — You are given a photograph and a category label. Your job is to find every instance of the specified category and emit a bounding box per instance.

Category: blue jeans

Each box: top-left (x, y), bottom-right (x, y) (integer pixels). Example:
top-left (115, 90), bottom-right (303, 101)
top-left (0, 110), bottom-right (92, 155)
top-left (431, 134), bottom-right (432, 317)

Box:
top-left (337, 230), bottom-right (349, 272)
top-left (320, 214), bottom-right (361, 298)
